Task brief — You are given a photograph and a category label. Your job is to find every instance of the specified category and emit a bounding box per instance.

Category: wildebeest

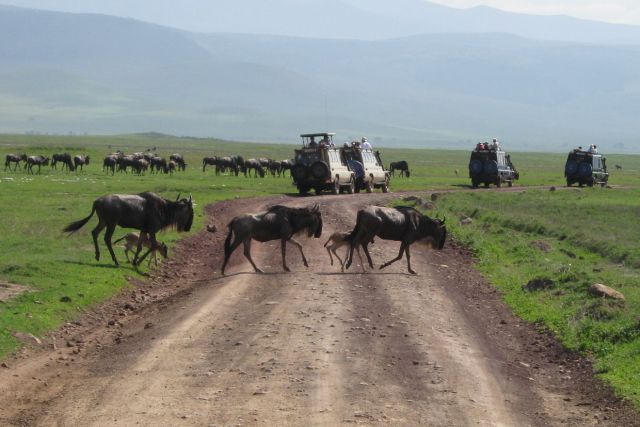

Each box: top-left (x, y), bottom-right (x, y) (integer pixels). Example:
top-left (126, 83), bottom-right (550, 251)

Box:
top-left (131, 158), bottom-right (149, 175)
top-left (203, 156), bottom-right (219, 172)
top-left (170, 154), bottom-right (186, 171)
top-left (63, 192), bottom-right (194, 267)
top-left (52, 153), bottom-right (74, 171)
top-left (221, 204), bottom-right (323, 275)
top-left (267, 159), bottom-right (282, 177)
top-left (103, 155), bottom-right (117, 175)
top-left (26, 155), bottom-right (50, 174)
top-left (244, 159), bottom-right (265, 178)
top-left (149, 156), bottom-right (167, 174)
top-left (4, 153), bottom-right (26, 171)
top-left (279, 159), bottom-right (293, 177)
top-left (389, 161), bottom-right (410, 178)
top-left (615, 164), bottom-right (623, 170)
top-left (345, 206), bottom-right (446, 275)
top-left (73, 155), bottom-right (90, 171)
top-left (113, 232), bottom-right (168, 267)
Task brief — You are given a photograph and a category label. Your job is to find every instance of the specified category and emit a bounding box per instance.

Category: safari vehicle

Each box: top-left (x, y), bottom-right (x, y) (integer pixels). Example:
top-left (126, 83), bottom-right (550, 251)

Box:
top-left (291, 133), bottom-right (390, 195)
top-left (291, 133), bottom-right (355, 195)
top-left (468, 142), bottom-right (519, 188)
top-left (565, 149), bottom-right (608, 187)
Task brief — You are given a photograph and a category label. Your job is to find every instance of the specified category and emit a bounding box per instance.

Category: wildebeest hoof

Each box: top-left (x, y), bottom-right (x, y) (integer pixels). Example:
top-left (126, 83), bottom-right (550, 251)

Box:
top-left (409, 269), bottom-right (417, 275)
top-left (283, 266), bottom-right (291, 272)
top-left (255, 268), bottom-right (264, 274)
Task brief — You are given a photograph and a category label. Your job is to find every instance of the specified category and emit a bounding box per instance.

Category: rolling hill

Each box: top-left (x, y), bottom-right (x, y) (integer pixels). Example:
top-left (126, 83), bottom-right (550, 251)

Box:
top-left (1, 5), bottom-right (640, 152)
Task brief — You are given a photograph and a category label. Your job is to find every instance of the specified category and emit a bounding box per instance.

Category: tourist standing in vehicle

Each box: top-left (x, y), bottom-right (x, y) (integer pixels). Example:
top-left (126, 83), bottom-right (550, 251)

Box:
top-left (361, 137), bottom-right (372, 150)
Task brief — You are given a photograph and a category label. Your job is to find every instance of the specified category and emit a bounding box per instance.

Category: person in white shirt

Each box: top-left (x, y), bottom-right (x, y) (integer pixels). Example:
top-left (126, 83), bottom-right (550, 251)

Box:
top-left (361, 137), bottom-right (372, 150)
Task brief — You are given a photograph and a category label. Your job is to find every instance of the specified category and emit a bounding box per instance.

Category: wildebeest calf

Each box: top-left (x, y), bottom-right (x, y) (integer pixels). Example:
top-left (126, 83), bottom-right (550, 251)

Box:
top-left (324, 231), bottom-right (370, 272)
top-left (113, 232), bottom-right (168, 266)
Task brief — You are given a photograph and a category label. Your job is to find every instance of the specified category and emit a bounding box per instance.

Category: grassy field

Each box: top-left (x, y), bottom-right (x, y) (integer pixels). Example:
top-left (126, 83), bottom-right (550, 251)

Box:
top-left (434, 186), bottom-right (640, 406)
top-left (1, 133), bottom-right (640, 407)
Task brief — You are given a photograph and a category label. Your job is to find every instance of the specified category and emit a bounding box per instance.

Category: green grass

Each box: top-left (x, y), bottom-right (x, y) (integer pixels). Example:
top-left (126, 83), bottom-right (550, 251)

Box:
top-left (434, 187), bottom-right (640, 406)
top-left (2, 133), bottom-right (640, 408)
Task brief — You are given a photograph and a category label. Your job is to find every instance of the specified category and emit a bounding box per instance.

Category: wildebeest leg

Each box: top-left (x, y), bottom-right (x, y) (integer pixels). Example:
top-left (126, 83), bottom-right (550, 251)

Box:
top-left (380, 242), bottom-right (407, 271)
top-left (91, 222), bottom-right (106, 261)
top-left (361, 242), bottom-right (374, 269)
top-left (326, 246), bottom-right (335, 266)
top-left (405, 244), bottom-right (416, 275)
top-left (332, 248), bottom-right (344, 271)
top-left (243, 240), bottom-right (263, 273)
top-left (280, 239), bottom-right (290, 272)
top-left (221, 235), bottom-right (243, 275)
top-left (136, 233), bottom-right (156, 266)
top-left (287, 237), bottom-right (309, 268)
top-left (103, 225), bottom-right (119, 266)
top-left (356, 246), bottom-right (367, 273)
top-left (124, 245), bottom-right (132, 263)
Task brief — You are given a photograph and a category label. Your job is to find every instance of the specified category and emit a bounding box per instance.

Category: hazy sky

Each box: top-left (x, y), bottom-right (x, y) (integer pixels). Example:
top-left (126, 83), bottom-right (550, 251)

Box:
top-left (3, 0), bottom-right (640, 26)
top-left (430, 0), bottom-right (640, 25)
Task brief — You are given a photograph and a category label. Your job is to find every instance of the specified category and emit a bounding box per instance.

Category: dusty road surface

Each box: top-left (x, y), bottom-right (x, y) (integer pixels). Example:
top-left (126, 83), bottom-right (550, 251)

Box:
top-left (1, 193), bottom-right (638, 426)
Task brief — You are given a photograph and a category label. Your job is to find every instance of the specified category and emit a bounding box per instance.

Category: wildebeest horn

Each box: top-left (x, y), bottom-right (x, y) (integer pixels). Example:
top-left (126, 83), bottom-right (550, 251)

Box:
top-left (442, 216), bottom-right (446, 224)
top-left (188, 194), bottom-right (192, 203)
top-left (313, 203), bottom-right (320, 212)
top-left (176, 193), bottom-right (181, 201)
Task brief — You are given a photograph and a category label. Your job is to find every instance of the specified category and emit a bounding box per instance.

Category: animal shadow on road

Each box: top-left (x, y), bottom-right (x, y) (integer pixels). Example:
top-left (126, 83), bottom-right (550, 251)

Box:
top-left (316, 271), bottom-right (417, 277)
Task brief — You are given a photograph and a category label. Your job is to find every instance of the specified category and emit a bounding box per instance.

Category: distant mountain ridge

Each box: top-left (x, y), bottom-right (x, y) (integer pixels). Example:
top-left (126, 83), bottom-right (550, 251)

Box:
top-left (3, 0), bottom-right (640, 44)
top-left (1, 5), bottom-right (640, 152)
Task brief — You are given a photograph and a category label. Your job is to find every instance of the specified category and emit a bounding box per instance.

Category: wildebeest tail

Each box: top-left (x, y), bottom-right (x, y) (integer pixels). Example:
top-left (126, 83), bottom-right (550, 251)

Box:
top-left (113, 234), bottom-right (128, 245)
top-left (63, 205), bottom-right (96, 233)
top-left (223, 220), bottom-right (235, 255)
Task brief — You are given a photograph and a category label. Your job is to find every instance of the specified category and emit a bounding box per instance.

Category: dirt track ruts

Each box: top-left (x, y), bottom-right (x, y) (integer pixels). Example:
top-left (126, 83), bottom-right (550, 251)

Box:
top-left (0, 192), bottom-right (638, 426)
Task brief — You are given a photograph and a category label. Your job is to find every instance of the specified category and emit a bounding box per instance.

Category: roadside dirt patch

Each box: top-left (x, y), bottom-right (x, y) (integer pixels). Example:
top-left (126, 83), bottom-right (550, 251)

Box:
top-left (0, 281), bottom-right (31, 302)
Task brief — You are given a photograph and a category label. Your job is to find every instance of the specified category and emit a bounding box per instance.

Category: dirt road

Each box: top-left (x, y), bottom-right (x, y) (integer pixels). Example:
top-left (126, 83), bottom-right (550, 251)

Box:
top-left (1, 193), bottom-right (637, 426)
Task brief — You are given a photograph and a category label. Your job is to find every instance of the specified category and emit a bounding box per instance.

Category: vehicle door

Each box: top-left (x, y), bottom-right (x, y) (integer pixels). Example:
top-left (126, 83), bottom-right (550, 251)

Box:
top-left (328, 148), bottom-right (349, 184)
top-left (362, 149), bottom-right (384, 182)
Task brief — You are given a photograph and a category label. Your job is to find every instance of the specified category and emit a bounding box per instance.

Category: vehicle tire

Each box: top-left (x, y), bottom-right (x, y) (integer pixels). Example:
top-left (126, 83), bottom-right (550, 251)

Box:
top-left (484, 160), bottom-right (498, 174)
top-left (310, 161), bottom-right (330, 179)
top-left (472, 179), bottom-right (479, 188)
top-left (578, 162), bottom-right (592, 177)
top-left (382, 176), bottom-right (390, 193)
top-left (346, 177), bottom-right (355, 194)
top-left (331, 178), bottom-right (340, 195)
top-left (508, 180), bottom-right (513, 187)
top-left (314, 187), bottom-right (323, 195)
top-left (566, 179), bottom-right (572, 187)
top-left (298, 186), bottom-right (308, 196)
top-left (365, 179), bottom-right (373, 193)
top-left (484, 182), bottom-right (489, 188)
top-left (565, 161), bottom-right (578, 176)
top-left (496, 178), bottom-right (502, 188)
top-left (291, 164), bottom-right (307, 181)
top-left (469, 159), bottom-right (483, 175)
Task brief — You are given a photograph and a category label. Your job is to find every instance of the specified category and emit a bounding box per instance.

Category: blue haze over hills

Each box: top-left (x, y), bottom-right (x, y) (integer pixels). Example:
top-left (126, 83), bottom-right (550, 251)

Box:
top-left (1, 2), bottom-right (639, 152)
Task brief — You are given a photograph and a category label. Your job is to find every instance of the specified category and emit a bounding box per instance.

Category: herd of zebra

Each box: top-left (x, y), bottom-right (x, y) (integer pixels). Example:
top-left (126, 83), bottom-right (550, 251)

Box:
top-left (4, 153), bottom-right (90, 174)
top-left (202, 155), bottom-right (292, 177)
